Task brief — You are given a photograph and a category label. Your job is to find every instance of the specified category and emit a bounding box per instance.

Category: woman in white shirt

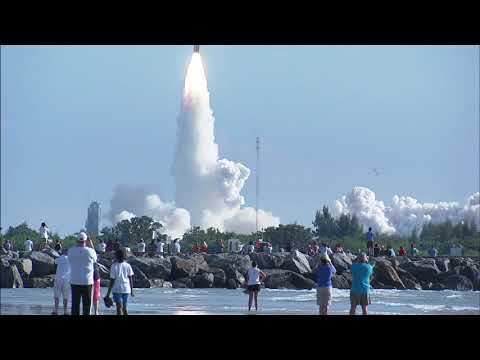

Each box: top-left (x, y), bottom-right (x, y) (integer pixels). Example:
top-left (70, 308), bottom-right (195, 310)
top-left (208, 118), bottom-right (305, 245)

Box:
top-left (245, 261), bottom-right (267, 312)
top-left (106, 248), bottom-right (135, 315)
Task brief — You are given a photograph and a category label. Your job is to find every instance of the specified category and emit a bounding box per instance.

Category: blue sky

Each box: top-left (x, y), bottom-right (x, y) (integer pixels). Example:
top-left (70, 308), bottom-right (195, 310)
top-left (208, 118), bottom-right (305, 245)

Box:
top-left (1, 45), bottom-right (479, 236)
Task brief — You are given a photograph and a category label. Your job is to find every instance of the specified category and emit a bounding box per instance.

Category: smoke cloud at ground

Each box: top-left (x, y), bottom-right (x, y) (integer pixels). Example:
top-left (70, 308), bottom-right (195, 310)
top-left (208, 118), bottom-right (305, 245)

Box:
top-left (332, 187), bottom-right (480, 236)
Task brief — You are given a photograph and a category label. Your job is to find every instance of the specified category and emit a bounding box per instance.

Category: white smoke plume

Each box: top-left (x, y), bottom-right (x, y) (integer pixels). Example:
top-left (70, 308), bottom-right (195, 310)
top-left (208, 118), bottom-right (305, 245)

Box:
top-left (109, 185), bottom-right (191, 240)
top-left (109, 52), bottom-right (280, 237)
top-left (333, 186), bottom-right (480, 236)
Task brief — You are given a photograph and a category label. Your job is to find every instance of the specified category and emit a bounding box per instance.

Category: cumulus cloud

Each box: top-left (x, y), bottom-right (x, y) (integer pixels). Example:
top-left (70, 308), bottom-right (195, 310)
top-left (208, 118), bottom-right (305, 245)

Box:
top-left (333, 186), bottom-right (480, 236)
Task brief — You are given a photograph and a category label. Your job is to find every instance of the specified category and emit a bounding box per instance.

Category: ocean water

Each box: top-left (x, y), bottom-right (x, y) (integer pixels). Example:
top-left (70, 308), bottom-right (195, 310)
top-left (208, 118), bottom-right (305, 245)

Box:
top-left (1, 288), bottom-right (479, 315)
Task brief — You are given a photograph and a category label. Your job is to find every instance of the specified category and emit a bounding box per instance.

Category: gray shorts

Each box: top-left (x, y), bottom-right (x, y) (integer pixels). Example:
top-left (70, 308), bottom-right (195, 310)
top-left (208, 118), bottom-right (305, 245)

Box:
top-left (316, 287), bottom-right (332, 306)
top-left (350, 291), bottom-right (371, 306)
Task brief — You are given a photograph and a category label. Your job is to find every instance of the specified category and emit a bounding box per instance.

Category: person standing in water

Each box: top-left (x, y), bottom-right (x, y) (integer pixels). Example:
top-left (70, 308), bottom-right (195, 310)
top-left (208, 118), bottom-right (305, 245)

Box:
top-left (52, 248), bottom-right (71, 315)
top-left (314, 253), bottom-right (337, 315)
top-left (245, 261), bottom-right (267, 312)
top-left (106, 248), bottom-right (135, 316)
top-left (349, 252), bottom-right (374, 315)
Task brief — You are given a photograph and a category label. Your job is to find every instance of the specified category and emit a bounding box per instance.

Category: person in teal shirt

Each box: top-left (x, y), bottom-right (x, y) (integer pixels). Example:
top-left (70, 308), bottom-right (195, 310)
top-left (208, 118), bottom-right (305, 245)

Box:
top-left (350, 252), bottom-right (374, 315)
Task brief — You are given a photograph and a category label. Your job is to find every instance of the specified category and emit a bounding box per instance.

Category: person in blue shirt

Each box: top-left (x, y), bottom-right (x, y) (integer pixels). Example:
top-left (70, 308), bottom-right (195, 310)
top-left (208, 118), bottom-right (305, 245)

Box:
top-left (366, 227), bottom-right (375, 256)
top-left (314, 254), bottom-right (337, 315)
top-left (350, 252), bottom-right (374, 315)
top-left (387, 246), bottom-right (396, 257)
top-left (428, 246), bottom-right (438, 257)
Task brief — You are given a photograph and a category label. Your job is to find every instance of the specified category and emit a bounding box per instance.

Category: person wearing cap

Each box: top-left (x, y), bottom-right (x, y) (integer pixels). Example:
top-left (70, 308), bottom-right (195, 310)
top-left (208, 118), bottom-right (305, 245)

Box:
top-left (68, 232), bottom-right (98, 315)
top-left (314, 253), bottom-right (337, 315)
top-left (349, 252), bottom-right (374, 315)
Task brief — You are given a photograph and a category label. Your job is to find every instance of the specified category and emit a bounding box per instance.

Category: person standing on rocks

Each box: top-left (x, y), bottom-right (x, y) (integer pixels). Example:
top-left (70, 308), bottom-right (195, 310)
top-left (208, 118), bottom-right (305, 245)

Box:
top-left (4, 239), bottom-right (13, 252)
top-left (428, 246), bottom-right (438, 257)
top-left (137, 239), bottom-right (146, 256)
top-left (245, 261), bottom-right (267, 312)
top-left (156, 238), bottom-right (165, 257)
top-left (105, 248), bottom-right (135, 315)
top-left (39, 222), bottom-right (51, 249)
top-left (349, 252), bottom-right (373, 315)
top-left (398, 246), bottom-right (406, 256)
top-left (52, 248), bottom-right (71, 315)
top-left (68, 232), bottom-right (98, 315)
top-left (366, 227), bottom-right (375, 257)
top-left (24, 238), bottom-right (34, 253)
top-left (172, 239), bottom-right (181, 255)
top-left (314, 253), bottom-right (336, 315)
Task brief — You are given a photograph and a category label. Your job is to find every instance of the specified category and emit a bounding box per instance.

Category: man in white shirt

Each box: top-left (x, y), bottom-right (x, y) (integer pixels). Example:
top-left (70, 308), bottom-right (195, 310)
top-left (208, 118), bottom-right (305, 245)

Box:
top-left (68, 232), bottom-right (97, 315)
top-left (319, 243), bottom-right (333, 257)
top-left (39, 222), bottom-right (50, 248)
top-left (137, 239), bottom-right (146, 255)
top-left (172, 239), bottom-right (181, 255)
top-left (53, 248), bottom-right (71, 315)
top-left (156, 239), bottom-right (164, 257)
top-left (24, 238), bottom-right (34, 252)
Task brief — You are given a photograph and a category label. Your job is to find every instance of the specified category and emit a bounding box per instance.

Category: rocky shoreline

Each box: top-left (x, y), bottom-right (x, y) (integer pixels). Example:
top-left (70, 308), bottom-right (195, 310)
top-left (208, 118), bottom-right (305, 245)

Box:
top-left (1, 249), bottom-right (479, 291)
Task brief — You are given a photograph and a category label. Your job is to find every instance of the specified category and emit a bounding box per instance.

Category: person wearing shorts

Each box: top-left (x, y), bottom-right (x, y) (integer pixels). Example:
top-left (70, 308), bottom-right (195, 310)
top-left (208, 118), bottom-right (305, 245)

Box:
top-left (52, 248), bottom-right (70, 315)
top-left (106, 248), bottom-right (134, 315)
top-left (245, 261), bottom-right (267, 312)
top-left (314, 253), bottom-right (336, 315)
top-left (350, 252), bottom-right (374, 315)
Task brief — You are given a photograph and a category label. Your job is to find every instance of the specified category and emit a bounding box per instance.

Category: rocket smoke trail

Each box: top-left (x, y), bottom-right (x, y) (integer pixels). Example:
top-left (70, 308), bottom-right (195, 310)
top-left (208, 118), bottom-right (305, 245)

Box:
top-left (109, 50), bottom-right (280, 238)
top-left (172, 52), bottom-right (280, 231)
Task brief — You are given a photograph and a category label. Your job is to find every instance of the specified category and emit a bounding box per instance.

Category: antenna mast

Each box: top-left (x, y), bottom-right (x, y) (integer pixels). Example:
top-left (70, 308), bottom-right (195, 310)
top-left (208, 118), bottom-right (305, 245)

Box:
top-left (256, 136), bottom-right (260, 235)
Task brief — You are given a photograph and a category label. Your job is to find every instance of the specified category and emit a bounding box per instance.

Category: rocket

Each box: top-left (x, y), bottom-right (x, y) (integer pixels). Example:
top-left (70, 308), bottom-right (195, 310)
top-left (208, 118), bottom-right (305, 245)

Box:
top-left (194, 45), bottom-right (200, 53)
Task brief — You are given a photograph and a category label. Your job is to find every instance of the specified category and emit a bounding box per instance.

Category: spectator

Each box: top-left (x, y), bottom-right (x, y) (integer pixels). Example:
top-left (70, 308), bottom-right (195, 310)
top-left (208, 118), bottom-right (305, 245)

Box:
top-left (217, 239), bottom-right (225, 253)
top-left (319, 243), bottom-right (333, 257)
top-left (24, 238), bottom-right (34, 252)
top-left (366, 227), bottom-right (375, 256)
top-left (92, 262), bottom-right (101, 315)
top-left (307, 241), bottom-right (319, 256)
top-left (314, 254), bottom-right (336, 315)
top-left (247, 241), bottom-right (255, 254)
top-left (265, 242), bottom-right (273, 254)
top-left (200, 241), bottom-right (208, 254)
top-left (68, 232), bottom-right (98, 315)
top-left (105, 240), bottom-right (114, 252)
top-left (106, 248), bottom-right (135, 316)
top-left (334, 243), bottom-right (344, 254)
top-left (373, 243), bottom-right (380, 257)
top-left (96, 239), bottom-right (107, 254)
top-left (137, 239), bottom-right (146, 255)
top-left (410, 243), bottom-right (416, 257)
top-left (398, 246), bottom-right (406, 256)
top-left (54, 239), bottom-right (62, 253)
top-left (52, 248), bottom-right (70, 315)
top-left (39, 222), bottom-right (51, 248)
top-left (245, 261), bottom-right (267, 312)
top-left (428, 246), bottom-right (438, 257)
top-left (350, 252), bottom-right (373, 315)
top-left (387, 246), bottom-right (396, 257)
top-left (173, 239), bottom-right (181, 255)
top-left (4, 239), bottom-right (13, 252)
top-left (156, 239), bottom-right (165, 257)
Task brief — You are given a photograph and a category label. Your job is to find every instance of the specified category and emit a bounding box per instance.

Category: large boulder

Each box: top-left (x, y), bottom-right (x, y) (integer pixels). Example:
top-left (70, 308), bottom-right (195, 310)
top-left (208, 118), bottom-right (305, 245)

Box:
top-left (225, 278), bottom-right (239, 289)
top-left (264, 269), bottom-right (298, 289)
top-left (171, 278), bottom-right (194, 288)
top-left (129, 264), bottom-right (149, 284)
top-left (127, 257), bottom-right (171, 280)
top-left (435, 258), bottom-right (450, 273)
top-left (248, 253), bottom-right (284, 269)
top-left (280, 250), bottom-right (311, 274)
top-left (400, 259), bottom-right (441, 282)
top-left (332, 274), bottom-right (351, 289)
top-left (223, 264), bottom-right (245, 286)
top-left (42, 248), bottom-right (60, 259)
top-left (330, 253), bottom-right (353, 275)
top-left (457, 266), bottom-right (480, 289)
top-left (10, 258), bottom-right (32, 279)
top-left (0, 260), bottom-right (23, 288)
top-left (210, 267), bottom-right (226, 288)
top-left (290, 272), bottom-right (316, 290)
top-left (206, 254), bottom-right (251, 275)
top-left (192, 272), bottom-right (214, 288)
top-left (373, 261), bottom-right (405, 289)
top-left (371, 278), bottom-right (396, 289)
top-left (402, 278), bottom-right (422, 290)
top-left (24, 275), bottom-right (55, 288)
top-left (27, 251), bottom-right (56, 277)
top-left (442, 275), bottom-right (474, 291)
top-left (170, 255), bottom-right (209, 279)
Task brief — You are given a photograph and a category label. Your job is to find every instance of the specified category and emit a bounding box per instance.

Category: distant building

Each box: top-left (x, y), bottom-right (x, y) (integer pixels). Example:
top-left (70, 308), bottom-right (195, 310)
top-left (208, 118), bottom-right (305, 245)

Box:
top-left (85, 201), bottom-right (101, 238)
